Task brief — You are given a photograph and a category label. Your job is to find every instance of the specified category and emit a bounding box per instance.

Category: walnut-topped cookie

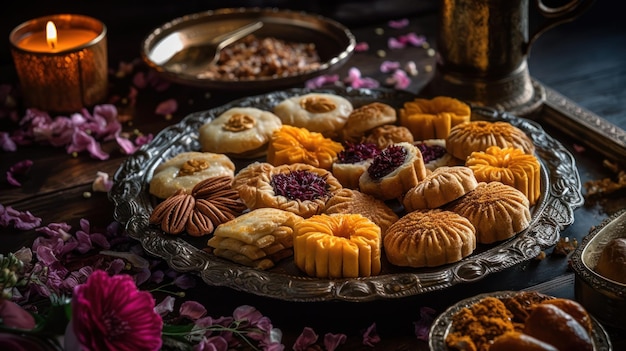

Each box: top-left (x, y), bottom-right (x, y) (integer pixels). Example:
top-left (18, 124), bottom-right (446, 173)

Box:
top-left (149, 151), bottom-right (235, 199)
top-left (199, 107), bottom-right (282, 158)
top-left (273, 93), bottom-right (353, 138)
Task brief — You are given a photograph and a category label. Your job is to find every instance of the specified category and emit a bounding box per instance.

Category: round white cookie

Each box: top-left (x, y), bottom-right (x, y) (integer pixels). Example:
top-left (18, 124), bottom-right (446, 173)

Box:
top-left (272, 93), bottom-right (353, 138)
top-left (199, 107), bottom-right (282, 158)
top-left (149, 151), bottom-right (235, 199)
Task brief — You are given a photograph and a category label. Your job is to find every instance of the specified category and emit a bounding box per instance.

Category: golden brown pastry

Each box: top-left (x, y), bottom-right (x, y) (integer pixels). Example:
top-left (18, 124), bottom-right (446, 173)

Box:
top-left (364, 125), bottom-right (414, 150)
top-left (272, 93), bottom-right (353, 138)
top-left (237, 163), bottom-right (342, 218)
top-left (331, 142), bottom-right (380, 189)
top-left (414, 139), bottom-right (461, 171)
top-left (266, 125), bottom-right (343, 170)
top-left (447, 181), bottom-right (531, 244)
top-left (207, 208), bottom-right (303, 270)
top-left (490, 332), bottom-right (558, 351)
top-left (293, 213), bottom-right (382, 278)
top-left (198, 107), bottom-right (282, 158)
top-left (232, 162), bottom-right (274, 193)
top-left (383, 209), bottom-right (476, 267)
top-left (523, 304), bottom-right (593, 351)
top-left (466, 145), bottom-right (542, 206)
top-left (446, 120), bottom-right (535, 161)
top-left (399, 96), bottom-right (471, 140)
top-left (359, 142), bottom-right (428, 200)
top-left (149, 151), bottom-right (235, 199)
top-left (594, 237), bottom-right (626, 284)
top-left (402, 166), bottom-right (478, 211)
top-left (324, 188), bottom-right (399, 236)
top-left (340, 102), bottom-right (397, 143)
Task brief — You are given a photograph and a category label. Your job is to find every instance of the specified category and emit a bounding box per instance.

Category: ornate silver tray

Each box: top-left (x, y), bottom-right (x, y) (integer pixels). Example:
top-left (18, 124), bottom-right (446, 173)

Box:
top-left (110, 87), bottom-right (583, 302)
top-left (428, 290), bottom-right (612, 350)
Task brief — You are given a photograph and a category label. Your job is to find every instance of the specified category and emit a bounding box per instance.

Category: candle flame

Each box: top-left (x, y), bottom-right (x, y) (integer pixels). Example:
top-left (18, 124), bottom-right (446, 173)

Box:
top-left (46, 21), bottom-right (57, 50)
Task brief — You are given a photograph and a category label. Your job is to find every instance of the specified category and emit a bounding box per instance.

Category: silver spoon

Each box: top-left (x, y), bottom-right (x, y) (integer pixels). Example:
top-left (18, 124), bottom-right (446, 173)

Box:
top-left (162, 21), bottom-right (263, 75)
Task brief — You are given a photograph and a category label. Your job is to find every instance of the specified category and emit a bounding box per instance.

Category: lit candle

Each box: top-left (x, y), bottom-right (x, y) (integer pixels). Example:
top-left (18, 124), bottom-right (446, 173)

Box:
top-left (10, 14), bottom-right (108, 113)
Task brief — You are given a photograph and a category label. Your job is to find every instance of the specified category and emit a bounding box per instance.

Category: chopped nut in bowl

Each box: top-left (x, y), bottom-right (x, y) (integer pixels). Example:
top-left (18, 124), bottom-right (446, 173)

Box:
top-left (141, 7), bottom-right (355, 91)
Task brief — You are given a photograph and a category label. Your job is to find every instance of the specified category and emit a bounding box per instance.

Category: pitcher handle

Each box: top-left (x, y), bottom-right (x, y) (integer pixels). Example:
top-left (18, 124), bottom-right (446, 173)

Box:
top-left (525, 0), bottom-right (596, 55)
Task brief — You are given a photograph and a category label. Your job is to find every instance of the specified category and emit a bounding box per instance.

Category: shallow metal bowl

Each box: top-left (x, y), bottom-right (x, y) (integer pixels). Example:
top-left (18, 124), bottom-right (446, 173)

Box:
top-left (141, 7), bottom-right (355, 90)
top-left (571, 209), bottom-right (626, 329)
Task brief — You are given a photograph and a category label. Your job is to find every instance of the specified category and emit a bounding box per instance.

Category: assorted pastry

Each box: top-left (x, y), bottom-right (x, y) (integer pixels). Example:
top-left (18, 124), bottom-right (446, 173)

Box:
top-left (147, 93), bottom-right (543, 276)
top-left (445, 292), bottom-right (595, 351)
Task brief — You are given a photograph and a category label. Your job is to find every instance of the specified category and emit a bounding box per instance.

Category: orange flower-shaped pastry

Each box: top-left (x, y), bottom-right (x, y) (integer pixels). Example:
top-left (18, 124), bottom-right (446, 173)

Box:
top-left (399, 96), bottom-right (470, 140)
top-left (294, 213), bottom-right (382, 278)
top-left (149, 176), bottom-right (247, 236)
top-left (266, 125), bottom-right (343, 170)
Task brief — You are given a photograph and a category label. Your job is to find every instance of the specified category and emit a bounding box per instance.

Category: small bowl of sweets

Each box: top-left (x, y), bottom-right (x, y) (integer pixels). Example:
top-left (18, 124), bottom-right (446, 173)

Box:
top-left (571, 209), bottom-right (626, 330)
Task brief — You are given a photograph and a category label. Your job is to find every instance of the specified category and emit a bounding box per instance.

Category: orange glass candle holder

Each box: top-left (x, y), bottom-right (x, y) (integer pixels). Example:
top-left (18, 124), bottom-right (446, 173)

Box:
top-left (9, 14), bottom-right (108, 113)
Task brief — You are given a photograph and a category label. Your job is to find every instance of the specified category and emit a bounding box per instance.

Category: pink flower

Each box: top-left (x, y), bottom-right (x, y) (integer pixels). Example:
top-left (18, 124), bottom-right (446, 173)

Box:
top-left (72, 270), bottom-right (163, 351)
top-left (293, 327), bottom-right (318, 351)
top-left (344, 67), bottom-right (380, 89)
top-left (385, 69), bottom-right (412, 90)
top-left (323, 333), bottom-right (347, 351)
top-left (354, 42), bottom-right (370, 52)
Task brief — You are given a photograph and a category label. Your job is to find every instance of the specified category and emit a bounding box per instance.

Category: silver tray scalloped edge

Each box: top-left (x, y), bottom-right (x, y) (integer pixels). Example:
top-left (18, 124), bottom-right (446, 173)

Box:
top-left (428, 290), bottom-right (612, 350)
top-left (109, 87), bottom-right (584, 302)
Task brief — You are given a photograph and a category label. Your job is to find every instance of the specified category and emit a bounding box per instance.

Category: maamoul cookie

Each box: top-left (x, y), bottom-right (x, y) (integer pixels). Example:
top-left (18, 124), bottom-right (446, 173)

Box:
top-left (149, 151), bottom-right (235, 199)
top-left (340, 102), bottom-right (397, 143)
top-left (331, 142), bottom-right (381, 189)
top-left (266, 125), bottom-right (343, 170)
top-left (238, 163), bottom-right (342, 218)
top-left (445, 120), bottom-right (535, 161)
top-left (207, 208), bottom-right (303, 270)
top-left (447, 181), bottom-right (531, 244)
top-left (324, 188), bottom-right (399, 236)
top-left (403, 166), bottom-right (478, 211)
top-left (272, 93), bottom-right (353, 138)
top-left (199, 107), bottom-right (282, 158)
top-left (359, 142), bottom-right (428, 200)
top-left (414, 139), bottom-right (460, 171)
top-left (465, 146), bottom-right (542, 205)
top-left (294, 213), bottom-right (382, 278)
top-left (364, 125), bottom-right (414, 150)
top-left (232, 162), bottom-right (274, 193)
top-left (383, 209), bottom-right (476, 267)
top-left (399, 96), bottom-right (471, 140)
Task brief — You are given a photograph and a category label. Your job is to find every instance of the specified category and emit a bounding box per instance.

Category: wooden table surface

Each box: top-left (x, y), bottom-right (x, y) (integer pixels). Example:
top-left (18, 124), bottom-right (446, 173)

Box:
top-left (1, 1), bottom-right (624, 350)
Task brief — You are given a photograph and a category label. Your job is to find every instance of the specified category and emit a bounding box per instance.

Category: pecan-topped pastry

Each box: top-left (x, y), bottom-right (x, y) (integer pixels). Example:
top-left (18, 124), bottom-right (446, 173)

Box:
top-left (199, 107), bottom-right (282, 159)
top-left (150, 175), bottom-right (246, 236)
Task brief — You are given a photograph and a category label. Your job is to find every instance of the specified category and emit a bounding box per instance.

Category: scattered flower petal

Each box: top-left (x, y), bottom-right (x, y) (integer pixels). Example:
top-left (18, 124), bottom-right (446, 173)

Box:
top-left (155, 98), bottom-right (178, 116)
top-left (344, 67), bottom-right (380, 89)
top-left (354, 42), bottom-right (370, 52)
top-left (401, 32), bottom-right (427, 47)
top-left (0, 205), bottom-right (41, 230)
top-left (362, 322), bottom-right (381, 347)
top-left (324, 333), bottom-right (347, 351)
top-left (293, 327), bottom-right (318, 351)
top-left (414, 306), bottom-right (437, 341)
top-left (1, 132), bottom-right (16, 152)
top-left (388, 18), bottom-right (409, 29)
top-left (6, 159), bottom-right (33, 187)
top-left (385, 69), bottom-right (412, 90)
top-left (92, 171), bottom-right (113, 192)
top-left (388, 37), bottom-right (405, 49)
top-left (180, 301), bottom-right (207, 321)
top-left (305, 74), bottom-right (340, 89)
top-left (380, 60), bottom-right (401, 73)
top-left (0, 299), bottom-right (36, 330)
top-left (154, 296), bottom-right (176, 316)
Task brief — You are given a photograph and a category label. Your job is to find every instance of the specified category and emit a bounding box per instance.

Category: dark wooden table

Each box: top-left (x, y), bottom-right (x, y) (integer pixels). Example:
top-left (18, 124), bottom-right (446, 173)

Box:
top-left (1, 1), bottom-right (624, 350)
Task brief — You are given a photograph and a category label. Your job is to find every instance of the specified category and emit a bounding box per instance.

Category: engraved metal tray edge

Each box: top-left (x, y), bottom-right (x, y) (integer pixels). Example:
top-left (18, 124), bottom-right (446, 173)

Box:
top-left (109, 87), bottom-right (583, 302)
top-left (428, 290), bottom-right (612, 351)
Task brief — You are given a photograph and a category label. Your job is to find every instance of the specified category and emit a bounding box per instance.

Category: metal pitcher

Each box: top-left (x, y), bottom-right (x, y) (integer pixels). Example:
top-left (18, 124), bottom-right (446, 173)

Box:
top-left (426, 0), bottom-right (595, 116)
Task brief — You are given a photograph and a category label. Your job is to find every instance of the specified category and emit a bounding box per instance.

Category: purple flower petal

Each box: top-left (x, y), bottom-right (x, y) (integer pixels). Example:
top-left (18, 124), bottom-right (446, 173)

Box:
top-left (414, 306), bottom-right (437, 341)
top-left (354, 42), bottom-right (370, 52)
top-left (380, 60), bottom-right (401, 73)
top-left (401, 32), bottom-right (427, 47)
top-left (179, 300), bottom-right (207, 321)
top-left (115, 133), bottom-right (139, 155)
top-left (388, 18), bottom-right (409, 29)
top-left (154, 296), bottom-right (175, 316)
top-left (305, 74), bottom-right (340, 89)
top-left (173, 274), bottom-right (196, 289)
top-left (362, 322), bottom-right (381, 347)
top-left (0, 204), bottom-right (42, 230)
top-left (0, 299), bottom-right (36, 330)
top-left (324, 333), bottom-right (347, 351)
top-left (293, 327), bottom-right (318, 351)
top-left (67, 129), bottom-right (109, 160)
top-left (386, 69), bottom-right (411, 90)
top-left (388, 37), bottom-right (405, 49)
top-left (7, 159), bottom-right (33, 187)
top-left (155, 98), bottom-right (178, 115)
top-left (233, 305), bottom-right (263, 325)
top-left (1, 132), bottom-right (16, 152)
